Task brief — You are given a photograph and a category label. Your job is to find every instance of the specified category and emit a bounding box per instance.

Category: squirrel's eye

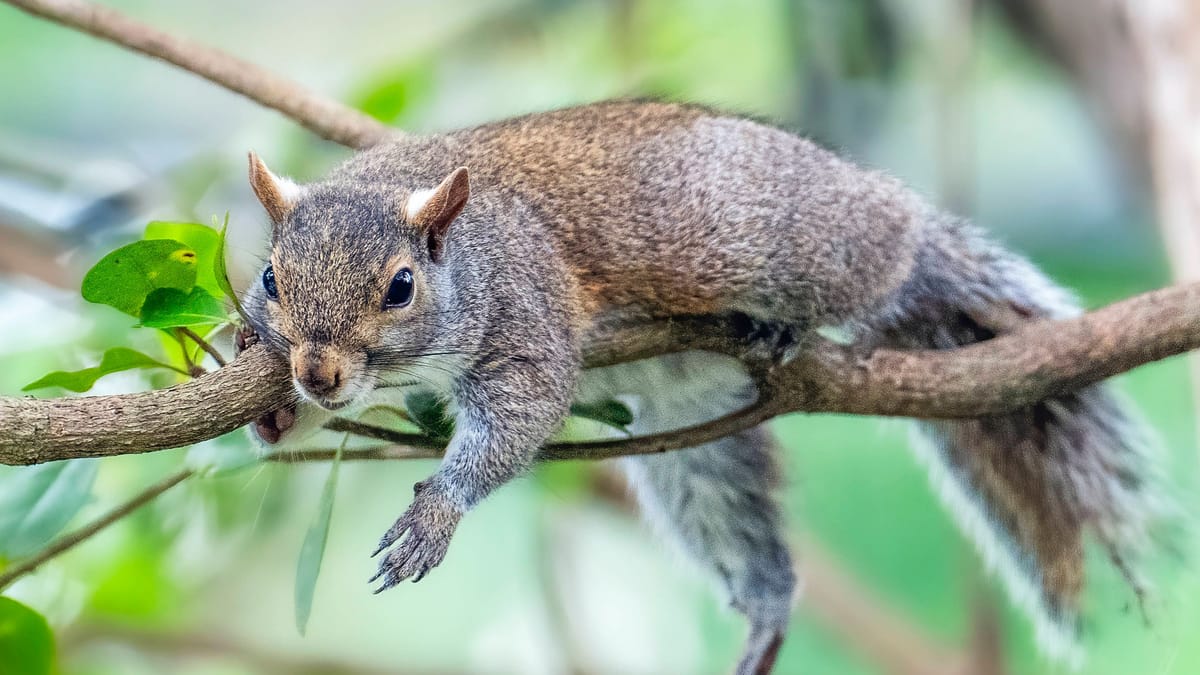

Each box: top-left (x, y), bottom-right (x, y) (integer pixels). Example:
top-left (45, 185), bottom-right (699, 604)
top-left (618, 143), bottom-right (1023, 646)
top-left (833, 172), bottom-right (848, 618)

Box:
top-left (385, 268), bottom-right (415, 308)
top-left (262, 265), bottom-right (278, 301)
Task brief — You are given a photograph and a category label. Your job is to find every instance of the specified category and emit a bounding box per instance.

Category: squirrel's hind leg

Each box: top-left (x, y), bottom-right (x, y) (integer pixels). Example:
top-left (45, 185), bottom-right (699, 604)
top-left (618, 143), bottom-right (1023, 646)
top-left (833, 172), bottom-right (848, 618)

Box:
top-left (619, 427), bottom-right (796, 675)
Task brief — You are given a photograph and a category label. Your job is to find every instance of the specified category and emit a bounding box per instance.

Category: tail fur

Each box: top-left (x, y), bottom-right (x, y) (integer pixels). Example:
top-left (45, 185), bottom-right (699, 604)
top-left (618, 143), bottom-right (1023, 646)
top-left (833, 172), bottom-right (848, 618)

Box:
top-left (863, 217), bottom-right (1163, 663)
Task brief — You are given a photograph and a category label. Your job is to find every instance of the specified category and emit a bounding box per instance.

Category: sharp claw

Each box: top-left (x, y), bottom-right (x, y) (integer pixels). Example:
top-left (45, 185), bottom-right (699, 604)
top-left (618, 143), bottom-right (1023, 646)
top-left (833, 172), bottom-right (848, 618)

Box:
top-left (368, 568), bottom-right (384, 583)
top-left (412, 566), bottom-right (429, 583)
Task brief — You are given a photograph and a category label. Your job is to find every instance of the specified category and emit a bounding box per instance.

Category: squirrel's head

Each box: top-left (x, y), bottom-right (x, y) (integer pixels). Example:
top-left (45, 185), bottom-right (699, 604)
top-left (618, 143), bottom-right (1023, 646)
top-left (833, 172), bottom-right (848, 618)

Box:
top-left (245, 152), bottom-right (470, 410)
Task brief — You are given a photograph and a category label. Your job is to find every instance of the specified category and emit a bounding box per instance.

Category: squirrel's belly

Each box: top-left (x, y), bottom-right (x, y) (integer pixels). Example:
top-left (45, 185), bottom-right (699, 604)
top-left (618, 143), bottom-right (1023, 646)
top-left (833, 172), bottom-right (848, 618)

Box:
top-left (576, 352), bottom-right (754, 436)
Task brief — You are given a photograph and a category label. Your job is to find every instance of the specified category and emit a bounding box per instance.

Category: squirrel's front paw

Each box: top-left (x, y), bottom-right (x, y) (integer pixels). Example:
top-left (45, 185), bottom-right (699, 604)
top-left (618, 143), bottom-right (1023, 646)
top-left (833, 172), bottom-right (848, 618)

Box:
top-left (236, 324), bottom-right (297, 444)
top-left (370, 479), bottom-right (463, 591)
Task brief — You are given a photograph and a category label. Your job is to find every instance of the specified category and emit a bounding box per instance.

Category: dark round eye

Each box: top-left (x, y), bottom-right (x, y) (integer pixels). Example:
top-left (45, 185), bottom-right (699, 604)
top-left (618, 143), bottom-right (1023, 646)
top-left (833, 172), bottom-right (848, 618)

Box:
top-left (385, 268), bottom-right (414, 308)
top-left (262, 264), bottom-right (278, 301)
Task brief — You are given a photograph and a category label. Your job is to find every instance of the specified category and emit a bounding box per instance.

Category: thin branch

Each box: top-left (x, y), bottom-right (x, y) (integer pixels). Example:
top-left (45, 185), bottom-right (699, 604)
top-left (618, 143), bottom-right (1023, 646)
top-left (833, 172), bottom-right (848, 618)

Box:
top-left (61, 622), bottom-right (417, 675)
top-left (179, 326), bottom-right (227, 367)
top-left (0, 468), bottom-right (193, 591)
top-left (4, 281), bottom-right (1200, 465)
top-left (0, 218), bottom-right (74, 289)
top-left (319, 383), bottom-right (781, 461)
top-left (1, 0), bottom-right (391, 149)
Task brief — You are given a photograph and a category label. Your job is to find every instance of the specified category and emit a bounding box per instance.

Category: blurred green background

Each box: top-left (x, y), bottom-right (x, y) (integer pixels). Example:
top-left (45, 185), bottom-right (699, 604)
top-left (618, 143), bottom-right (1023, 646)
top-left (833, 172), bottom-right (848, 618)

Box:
top-left (0, 0), bottom-right (1196, 673)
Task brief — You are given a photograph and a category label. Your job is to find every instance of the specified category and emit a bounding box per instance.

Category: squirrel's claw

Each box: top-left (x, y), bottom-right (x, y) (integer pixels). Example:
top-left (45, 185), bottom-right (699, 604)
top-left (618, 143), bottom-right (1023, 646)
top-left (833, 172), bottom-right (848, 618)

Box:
top-left (234, 324), bottom-right (260, 355)
top-left (370, 480), bottom-right (463, 592)
top-left (734, 316), bottom-right (805, 367)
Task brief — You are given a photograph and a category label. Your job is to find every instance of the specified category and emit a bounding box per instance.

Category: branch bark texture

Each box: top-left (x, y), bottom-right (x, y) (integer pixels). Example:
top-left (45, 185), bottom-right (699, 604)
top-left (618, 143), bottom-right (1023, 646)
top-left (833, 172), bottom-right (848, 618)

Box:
top-left (4, 282), bottom-right (1199, 465)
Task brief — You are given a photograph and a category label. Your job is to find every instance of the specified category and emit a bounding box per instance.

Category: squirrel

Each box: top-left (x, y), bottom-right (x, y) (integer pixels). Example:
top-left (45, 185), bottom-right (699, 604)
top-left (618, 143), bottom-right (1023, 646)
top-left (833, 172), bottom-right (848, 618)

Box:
top-left (238, 100), bottom-right (1161, 674)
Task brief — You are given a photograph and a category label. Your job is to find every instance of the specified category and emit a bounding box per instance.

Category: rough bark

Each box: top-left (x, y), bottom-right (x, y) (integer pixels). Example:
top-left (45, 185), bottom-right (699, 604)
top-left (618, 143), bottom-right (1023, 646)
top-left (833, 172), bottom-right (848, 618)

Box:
top-left (4, 281), bottom-right (1199, 465)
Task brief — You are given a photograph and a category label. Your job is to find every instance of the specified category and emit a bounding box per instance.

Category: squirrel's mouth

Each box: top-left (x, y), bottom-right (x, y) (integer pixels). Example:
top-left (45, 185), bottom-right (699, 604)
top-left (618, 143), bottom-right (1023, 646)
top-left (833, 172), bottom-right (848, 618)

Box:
top-left (309, 396), bottom-right (354, 411)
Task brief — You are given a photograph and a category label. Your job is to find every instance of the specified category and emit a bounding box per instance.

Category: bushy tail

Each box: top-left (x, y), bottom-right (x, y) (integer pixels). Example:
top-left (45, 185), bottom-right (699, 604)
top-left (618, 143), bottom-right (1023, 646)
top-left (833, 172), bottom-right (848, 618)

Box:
top-left (865, 217), bottom-right (1164, 664)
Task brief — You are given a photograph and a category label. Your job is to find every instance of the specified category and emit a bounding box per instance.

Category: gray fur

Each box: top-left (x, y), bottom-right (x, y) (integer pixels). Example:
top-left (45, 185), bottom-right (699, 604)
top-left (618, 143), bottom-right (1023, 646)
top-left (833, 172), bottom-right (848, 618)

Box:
top-left (241, 100), bottom-right (1159, 672)
top-left (579, 352), bottom-right (795, 675)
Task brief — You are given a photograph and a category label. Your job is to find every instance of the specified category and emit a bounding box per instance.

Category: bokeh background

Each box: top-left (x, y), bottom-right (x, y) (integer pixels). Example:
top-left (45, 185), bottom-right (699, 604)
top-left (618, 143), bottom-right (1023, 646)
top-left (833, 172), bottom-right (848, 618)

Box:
top-left (1, 0), bottom-right (1198, 673)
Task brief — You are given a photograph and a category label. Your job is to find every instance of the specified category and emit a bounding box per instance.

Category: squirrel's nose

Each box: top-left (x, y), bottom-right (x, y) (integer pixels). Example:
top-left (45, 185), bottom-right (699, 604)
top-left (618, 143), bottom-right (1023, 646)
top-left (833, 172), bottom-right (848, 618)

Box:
top-left (296, 364), bottom-right (341, 398)
top-left (292, 345), bottom-right (345, 401)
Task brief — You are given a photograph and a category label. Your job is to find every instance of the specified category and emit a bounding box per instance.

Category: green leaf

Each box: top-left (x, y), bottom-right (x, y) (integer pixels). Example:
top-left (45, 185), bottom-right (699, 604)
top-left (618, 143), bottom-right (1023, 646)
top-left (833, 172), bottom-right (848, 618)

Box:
top-left (404, 391), bottom-right (455, 439)
top-left (144, 221), bottom-right (221, 296)
top-left (213, 213), bottom-right (247, 322)
top-left (295, 437), bottom-right (345, 636)
top-left (139, 288), bottom-right (228, 328)
top-left (81, 239), bottom-right (198, 317)
top-left (0, 597), bottom-right (54, 675)
top-left (22, 347), bottom-right (181, 393)
top-left (353, 61), bottom-right (433, 123)
top-left (0, 459), bottom-right (98, 558)
top-left (570, 400), bottom-right (634, 434)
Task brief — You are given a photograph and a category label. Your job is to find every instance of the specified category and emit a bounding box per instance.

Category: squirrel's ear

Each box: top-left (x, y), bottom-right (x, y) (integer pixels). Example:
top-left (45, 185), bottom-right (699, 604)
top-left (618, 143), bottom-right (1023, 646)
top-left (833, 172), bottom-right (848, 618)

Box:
top-left (248, 151), bottom-right (303, 226)
top-left (404, 167), bottom-right (470, 262)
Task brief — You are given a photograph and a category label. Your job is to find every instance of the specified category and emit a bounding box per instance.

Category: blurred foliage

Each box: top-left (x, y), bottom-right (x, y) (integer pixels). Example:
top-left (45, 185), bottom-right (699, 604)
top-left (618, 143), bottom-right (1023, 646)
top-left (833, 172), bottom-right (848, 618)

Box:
top-left (0, 0), bottom-right (1196, 674)
top-left (0, 597), bottom-right (55, 675)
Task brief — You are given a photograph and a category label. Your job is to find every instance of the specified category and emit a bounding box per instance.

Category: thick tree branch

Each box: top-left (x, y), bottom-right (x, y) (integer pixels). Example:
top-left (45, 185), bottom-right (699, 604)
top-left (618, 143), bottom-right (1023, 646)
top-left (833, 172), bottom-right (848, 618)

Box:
top-left (4, 282), bottom-right (1200, 466)
top-left (1, 0), bottom-right (392, 149)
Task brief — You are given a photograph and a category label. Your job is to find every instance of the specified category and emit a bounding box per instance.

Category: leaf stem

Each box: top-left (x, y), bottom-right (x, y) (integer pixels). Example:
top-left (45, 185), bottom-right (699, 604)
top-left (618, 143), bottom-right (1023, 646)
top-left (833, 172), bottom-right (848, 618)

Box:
top-left (179, 327), bottom-right (227, 367)
top-left (173, 329), bottom-right (196, 371)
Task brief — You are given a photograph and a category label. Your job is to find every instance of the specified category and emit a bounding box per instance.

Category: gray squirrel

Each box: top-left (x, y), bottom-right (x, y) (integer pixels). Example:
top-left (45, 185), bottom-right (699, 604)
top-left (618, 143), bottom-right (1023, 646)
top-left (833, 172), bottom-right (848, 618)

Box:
top-left (238, 100), bottom-right (1160, 674)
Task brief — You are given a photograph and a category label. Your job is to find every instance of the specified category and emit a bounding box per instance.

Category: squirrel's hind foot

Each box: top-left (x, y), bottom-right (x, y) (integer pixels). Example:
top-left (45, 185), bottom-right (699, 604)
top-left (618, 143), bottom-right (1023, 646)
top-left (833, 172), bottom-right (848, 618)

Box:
top-left (731, 314), bottom-right (806, 367)
top-left (735, 627), bottom-right (785, 675)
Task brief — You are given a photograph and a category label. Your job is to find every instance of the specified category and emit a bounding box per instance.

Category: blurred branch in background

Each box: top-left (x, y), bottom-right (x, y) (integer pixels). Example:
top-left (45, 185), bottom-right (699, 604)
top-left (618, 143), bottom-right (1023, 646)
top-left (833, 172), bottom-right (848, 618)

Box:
top-left (61, 622), bottom-right (424, 675)
top-left (991, 0), bottom-right (1149, 180)
top-left (780, 0), bottom-right (900, 144)
top-left (0, 214), bottom-right (73, 289)
top-left (1, 0), bottom-right (391, 149)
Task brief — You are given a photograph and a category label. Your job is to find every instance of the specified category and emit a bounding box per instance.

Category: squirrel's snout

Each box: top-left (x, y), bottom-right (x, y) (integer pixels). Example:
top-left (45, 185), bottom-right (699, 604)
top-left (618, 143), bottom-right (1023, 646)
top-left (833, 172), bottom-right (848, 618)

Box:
top-left (291, 344), bottom-right (357, 407)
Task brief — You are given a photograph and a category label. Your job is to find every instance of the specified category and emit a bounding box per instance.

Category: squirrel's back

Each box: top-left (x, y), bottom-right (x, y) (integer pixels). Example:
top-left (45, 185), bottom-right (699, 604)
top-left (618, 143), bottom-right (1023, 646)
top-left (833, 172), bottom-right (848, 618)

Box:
top-left (334, 100), bottom-right (926, 326)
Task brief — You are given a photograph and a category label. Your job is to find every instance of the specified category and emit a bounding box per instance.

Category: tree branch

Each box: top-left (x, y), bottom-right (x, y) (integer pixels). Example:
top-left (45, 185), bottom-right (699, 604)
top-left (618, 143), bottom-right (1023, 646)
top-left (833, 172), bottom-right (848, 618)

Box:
top-left (4, 281), bottom-right (1200, 466)
top-left (1, 0), bottom-right (392, 149)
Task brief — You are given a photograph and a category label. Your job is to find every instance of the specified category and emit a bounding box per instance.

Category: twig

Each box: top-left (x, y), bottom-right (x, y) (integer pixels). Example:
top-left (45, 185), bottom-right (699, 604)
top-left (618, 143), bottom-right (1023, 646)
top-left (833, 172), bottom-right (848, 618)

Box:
top-left (173, 329), bottom-right (197, 373)
top-left (318, 385), bottom-right (781, 461)
top-left (0, 0), bottom-right (391, 149)
top-left (60, 622), bottom-right (418, 675)
top-left (0, 468), bottom-right (193, 591)
top-left (179, 326), bottom-right (227, 367)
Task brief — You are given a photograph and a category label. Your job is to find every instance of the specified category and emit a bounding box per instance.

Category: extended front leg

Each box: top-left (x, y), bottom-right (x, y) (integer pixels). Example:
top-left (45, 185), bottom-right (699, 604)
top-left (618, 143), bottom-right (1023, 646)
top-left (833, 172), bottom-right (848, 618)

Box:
top-left (370, 353), bottom-right (576, 590)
